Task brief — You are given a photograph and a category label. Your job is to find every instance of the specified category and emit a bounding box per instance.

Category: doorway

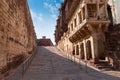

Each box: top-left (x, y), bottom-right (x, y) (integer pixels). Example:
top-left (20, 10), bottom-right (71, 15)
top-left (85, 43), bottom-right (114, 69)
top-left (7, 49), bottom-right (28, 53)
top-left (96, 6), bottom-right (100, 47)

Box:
top-left (80, 43), bottom-right (85, 59)
top-left (86, 40), bottom-right (92, 60)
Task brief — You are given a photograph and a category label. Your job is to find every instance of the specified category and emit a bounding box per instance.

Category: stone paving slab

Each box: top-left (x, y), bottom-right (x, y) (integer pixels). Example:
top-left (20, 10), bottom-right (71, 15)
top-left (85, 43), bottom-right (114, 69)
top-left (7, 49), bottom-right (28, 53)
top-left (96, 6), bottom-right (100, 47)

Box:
top-left (22, 46), bottom-right (120, 80)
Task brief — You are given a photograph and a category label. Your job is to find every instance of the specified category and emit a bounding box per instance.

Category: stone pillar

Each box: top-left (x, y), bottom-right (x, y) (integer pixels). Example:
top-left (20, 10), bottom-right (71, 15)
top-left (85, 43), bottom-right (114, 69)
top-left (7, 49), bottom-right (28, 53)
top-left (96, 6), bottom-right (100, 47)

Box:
top-left (104, 0), bottom-right (109, 19)
top-left (79, 42), bottom-right (81, 58)
top-left (85, 4), bottom-right (88, 19)
top-left (90, 37), bottom-right (95, 60)
top-left (81, 8), bottom-right (84, 21)
top-left (97, 0), bottom-right (100, 18)
top-left (83, 40), bottom-right (87, 60)
top-left (74, 44), bottom-right (77, 55)
top-left (92, 34), bottom-right (99, 63)
top-left (88, 24), bottom-right (99, 62)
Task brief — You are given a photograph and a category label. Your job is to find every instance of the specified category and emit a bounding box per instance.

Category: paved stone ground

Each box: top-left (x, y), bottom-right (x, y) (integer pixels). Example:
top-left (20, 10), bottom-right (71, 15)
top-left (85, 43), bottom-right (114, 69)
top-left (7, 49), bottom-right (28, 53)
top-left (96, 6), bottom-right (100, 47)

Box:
top-left (22, 46), bottom-right (120, 80)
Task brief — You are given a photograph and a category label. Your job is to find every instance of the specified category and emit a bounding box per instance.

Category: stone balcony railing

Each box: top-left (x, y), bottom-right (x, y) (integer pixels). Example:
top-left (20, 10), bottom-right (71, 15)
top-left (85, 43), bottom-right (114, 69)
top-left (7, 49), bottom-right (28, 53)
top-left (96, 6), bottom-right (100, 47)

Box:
top-left (69, 19), bottom-right (87, 40)
top-left (85, 0), bottom-right (104, 4)
top-left (69, 15), bottom-right (109, 42)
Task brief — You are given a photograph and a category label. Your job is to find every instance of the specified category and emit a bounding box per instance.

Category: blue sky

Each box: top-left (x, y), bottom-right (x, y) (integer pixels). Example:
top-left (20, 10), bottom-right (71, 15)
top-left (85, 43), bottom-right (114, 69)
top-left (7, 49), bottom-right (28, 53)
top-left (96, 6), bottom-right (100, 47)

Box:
top-left (28, 0), bottom-right (64, 44)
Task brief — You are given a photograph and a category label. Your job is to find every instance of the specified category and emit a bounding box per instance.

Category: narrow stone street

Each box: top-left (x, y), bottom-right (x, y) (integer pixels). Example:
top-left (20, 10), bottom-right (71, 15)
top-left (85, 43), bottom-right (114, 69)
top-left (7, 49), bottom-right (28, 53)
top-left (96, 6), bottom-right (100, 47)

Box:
top-left (22, 46), bottom-right (120, 80)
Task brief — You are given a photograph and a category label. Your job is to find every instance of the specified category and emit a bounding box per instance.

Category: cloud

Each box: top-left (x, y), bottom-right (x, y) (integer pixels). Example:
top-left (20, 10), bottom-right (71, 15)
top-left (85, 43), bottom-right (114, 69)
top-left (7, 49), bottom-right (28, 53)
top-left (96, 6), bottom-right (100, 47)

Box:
top-left (30, 9), bottom-right (56, 44)
top-left (31, 9), bottom-right (43, 22)
top-left (43, 0), bottom-right (60, 19)
top-left (28, 0), bottom-right (64, 44)
top-left (30, 9), bottom-right (43, 38)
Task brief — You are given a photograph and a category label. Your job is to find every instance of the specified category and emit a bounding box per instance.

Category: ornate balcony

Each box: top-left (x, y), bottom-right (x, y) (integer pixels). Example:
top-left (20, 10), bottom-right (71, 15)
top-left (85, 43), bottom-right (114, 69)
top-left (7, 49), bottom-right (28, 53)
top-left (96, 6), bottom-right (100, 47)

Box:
top-left (69, 2), bottom-right (110, 43)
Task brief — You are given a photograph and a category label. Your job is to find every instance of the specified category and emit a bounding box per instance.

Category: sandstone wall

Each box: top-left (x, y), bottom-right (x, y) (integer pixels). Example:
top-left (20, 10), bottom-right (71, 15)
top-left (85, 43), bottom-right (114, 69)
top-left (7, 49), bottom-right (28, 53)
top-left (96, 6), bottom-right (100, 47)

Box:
top-left (0, 0), bottom-right (36, 75)
top-left (106, 24), bottom-right (120, 69)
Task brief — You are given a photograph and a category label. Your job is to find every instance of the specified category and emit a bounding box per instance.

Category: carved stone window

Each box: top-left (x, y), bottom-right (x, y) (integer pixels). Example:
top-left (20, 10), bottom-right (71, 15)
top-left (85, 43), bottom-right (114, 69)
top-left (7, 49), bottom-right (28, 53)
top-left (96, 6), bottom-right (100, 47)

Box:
top-left (78, 12), bottom-right (82, 24)
top-left (74, 18), bottom-right (77, 27)
top-left (71, 23), bottom-right (73, 31)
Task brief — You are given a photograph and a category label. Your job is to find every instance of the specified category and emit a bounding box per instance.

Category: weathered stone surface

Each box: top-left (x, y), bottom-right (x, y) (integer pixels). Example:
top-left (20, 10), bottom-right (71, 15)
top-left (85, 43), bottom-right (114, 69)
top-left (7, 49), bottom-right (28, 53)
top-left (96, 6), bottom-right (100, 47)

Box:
top-left (55, 0), bottom-right (120, 70)
top-left (55, 0), bottom-right (109, 63)
top-left (0, 0), bottom-right (36, 78)
top-left (106, 24), bottom-right (120, 69)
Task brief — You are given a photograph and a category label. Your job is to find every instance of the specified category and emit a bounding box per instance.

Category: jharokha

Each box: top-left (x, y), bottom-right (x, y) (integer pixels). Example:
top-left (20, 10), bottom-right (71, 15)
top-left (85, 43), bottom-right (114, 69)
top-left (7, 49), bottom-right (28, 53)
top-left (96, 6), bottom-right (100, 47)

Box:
top-left (55, 0), bottom-right (120, 69)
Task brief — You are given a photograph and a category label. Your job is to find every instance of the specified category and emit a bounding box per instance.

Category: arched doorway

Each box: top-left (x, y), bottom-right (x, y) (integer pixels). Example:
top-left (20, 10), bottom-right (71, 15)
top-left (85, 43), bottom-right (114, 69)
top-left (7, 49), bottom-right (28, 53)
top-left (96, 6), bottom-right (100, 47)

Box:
top-left (80, 43), bottom-right (85, 59)
top-left (86, 40), bottom-right (92, 60)
top-left (98, 39), bottom-right (105, 60)
top-left (72, 46), bottom-right (75, 55)
top-left (76, 45), bottom-right (79, 55)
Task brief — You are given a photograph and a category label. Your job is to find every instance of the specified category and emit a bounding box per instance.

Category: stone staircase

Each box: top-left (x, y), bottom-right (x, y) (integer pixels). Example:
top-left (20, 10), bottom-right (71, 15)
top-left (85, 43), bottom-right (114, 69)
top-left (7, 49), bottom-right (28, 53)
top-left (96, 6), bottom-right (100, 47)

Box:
top-left (95, 60), bottom-right (114, 71)
top-left (88, 24), bottom-right (120, 70)
top-left (87, 60), bottom-right (114, 71)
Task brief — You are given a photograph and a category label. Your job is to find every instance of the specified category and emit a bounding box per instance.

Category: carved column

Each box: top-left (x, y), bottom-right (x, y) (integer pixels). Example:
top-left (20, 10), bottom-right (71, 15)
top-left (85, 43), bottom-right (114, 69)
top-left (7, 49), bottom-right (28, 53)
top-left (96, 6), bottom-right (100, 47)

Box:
top-left (85, 4), bottom-right (88, 19)
top-left (81, 8), bottom-right (84, 21)
top-left (88, 24), bottom-right (99, 62)
top-left (83, 40), bottom-right (87, 60)
top-left (92, 34), bottom-right (99, 63)
top-left (74, 44), bottom-right (77, 55)
top-left (79, 42), bottom-right (81, 58)
top-left (97, 0), bottom-right (100, 18)
top-left (104, 0), bottom-right (108, 19)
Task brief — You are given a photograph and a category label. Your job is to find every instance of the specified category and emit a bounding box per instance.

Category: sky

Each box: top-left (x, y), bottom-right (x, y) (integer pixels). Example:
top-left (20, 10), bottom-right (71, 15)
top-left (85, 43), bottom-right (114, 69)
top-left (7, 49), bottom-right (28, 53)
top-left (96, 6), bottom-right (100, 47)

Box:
top-left (28, 0), bottom-right (64, 44)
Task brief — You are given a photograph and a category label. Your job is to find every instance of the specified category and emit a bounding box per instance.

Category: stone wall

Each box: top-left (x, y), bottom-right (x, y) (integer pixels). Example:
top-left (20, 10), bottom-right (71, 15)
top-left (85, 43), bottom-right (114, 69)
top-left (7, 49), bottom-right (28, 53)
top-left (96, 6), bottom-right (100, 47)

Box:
top-left (106, 24), bottom-right (120, 69)
top-left (0, 0), bottom-right (36, 76)
top-left (107, 0), bottom-right (120, 69)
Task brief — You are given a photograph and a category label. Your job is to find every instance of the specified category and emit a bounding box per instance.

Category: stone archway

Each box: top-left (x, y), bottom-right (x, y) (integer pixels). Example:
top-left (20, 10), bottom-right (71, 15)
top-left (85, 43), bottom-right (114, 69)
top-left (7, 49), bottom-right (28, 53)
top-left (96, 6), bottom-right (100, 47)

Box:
top-left (80, 43), bottom-right (85, 59)
top-left (76, 45), bottom-right (79, 55)
top-left (86, 40), bottom-right (92, 60)
top-left (72, 46), bottom-right (75, 55)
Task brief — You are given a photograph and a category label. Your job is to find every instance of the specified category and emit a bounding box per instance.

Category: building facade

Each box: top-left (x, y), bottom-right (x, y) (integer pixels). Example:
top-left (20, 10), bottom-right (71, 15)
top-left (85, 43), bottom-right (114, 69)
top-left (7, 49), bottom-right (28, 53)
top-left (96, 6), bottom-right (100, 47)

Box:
top-left (54, 0), bottom-right (73, 53)
top-left (0, 0), bottom-right (36, 76)
top-left (55, 0), bottom-right (110, 63)
top-left (37, 36), bottom-right (53, 46)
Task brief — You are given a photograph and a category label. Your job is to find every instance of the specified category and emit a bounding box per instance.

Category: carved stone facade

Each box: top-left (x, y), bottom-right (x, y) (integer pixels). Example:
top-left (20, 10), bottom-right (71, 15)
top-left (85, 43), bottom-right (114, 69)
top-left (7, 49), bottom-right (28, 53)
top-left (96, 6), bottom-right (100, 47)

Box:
top-left (54, 0), bottom-right (73, 53)
top-left (0, 0), bottom-right (36, 75)
top-left (55, 0), bottom-right (110, 63)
